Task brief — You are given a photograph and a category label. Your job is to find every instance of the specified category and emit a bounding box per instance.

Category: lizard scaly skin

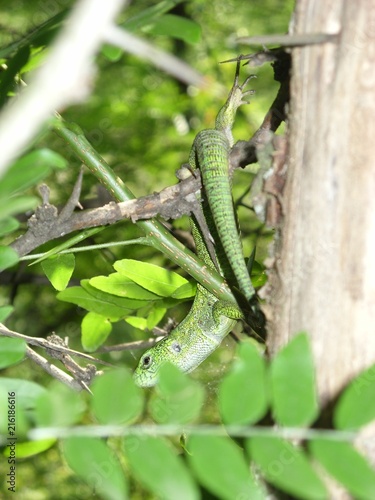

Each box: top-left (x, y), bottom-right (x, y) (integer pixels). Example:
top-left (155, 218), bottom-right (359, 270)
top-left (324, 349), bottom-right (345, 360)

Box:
top-left (133, 63), bottom-right (255, 387)
top-left (190, 62), bottom-right (256, 302)
top-left (133, 218), bottom-right (243, 387)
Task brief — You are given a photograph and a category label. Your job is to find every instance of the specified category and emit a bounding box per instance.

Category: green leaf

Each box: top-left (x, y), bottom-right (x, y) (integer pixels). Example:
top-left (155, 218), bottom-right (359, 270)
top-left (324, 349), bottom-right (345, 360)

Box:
top-left (0, 216), bottom-right (19, 236)
top-left (219, 341), bottom-right (268, 425)
top-left (270, 333), bottom-right (318, 426)
top-left (34, 381), bottom-right (85, 427)
top-left (63, 436), bottom-right (128, 500)
top-left (90, 273), bottom-right (160, 300)
top-left (0, 245), bottom-right (19, 272)
top-left (0, 378), bottom-right (47, 410)
top-left (0, 378), bottom-right (47, 436)
top-left (0, 305), bottom-right (14, 322)
top-left (0, 195), bottom-right (39, 219)
top-left (123, 0), bottom-right (183, 32)
top-left (101, 44), bottom-right (123, 61)
top-left (82, 280), bottom-right (148, 310)
top-left (247, 436), bottom-right (327, 500)
top-left (91, 368), bottom-right (144, 424)
top-left (41, 253), bottom-right (75, 291)
top-left (143, 14), bottom-right (201, 44)
top-left (123, 435), bottom-right (199, 500)
top-left (0, 337), bottom-right (26, 369)
top-left (57, 285), bottom-right (132, 318)
top-left (81, 312), bottom-right (112, 351)
top-left (0, 149), bottom-right (67, 197)
top-left (147, 306), bottom-right (166, 330)
top-left (334, 362), bottom-right (375, 430)
top-left (149, 363), bottom-right (205, 424)
top-left (114, 259), bottom-right (188, 297)
top-left (171, 281), bottom-right (196, 299)
top-left (309, 439), bottom-right (375, 499)
top-left (10, 439), bottom-right (56, 458)
top-left (125, 316), bottom-right (148, 330)
top-left (188, 435), bottom-right (264, 500)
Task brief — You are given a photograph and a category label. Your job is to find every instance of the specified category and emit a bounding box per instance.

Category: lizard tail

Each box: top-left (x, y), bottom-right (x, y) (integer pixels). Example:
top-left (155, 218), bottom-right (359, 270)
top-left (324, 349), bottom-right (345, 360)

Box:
top-left (195, 129), bottom-right (255, 302)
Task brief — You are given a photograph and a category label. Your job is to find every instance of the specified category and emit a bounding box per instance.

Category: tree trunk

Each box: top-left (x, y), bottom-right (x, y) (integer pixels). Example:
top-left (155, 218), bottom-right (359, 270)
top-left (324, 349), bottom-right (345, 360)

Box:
top-left (267, 0), bottom-right (375, 406)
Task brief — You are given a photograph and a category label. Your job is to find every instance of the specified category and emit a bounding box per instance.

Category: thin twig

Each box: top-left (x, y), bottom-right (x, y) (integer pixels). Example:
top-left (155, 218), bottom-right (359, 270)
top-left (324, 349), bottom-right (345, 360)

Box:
top-left (0, 324), bottom-right (112, 366)
top-left (97, 336), bottom-right (165, 353)
top-left (25, 346), bottom-right (85, 392)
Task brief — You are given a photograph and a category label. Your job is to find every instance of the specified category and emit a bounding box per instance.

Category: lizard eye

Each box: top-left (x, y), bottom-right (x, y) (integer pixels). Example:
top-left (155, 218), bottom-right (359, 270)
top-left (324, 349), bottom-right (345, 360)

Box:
top-left (171, 342), bottom-right (181, 353)
top-left (142, 355), bottom-right (152, 369)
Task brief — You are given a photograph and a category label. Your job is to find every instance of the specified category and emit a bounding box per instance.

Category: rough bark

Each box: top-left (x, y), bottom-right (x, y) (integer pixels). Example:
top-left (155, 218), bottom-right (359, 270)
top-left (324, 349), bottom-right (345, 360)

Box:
top-left (267, 0), bottom-right (375, 405)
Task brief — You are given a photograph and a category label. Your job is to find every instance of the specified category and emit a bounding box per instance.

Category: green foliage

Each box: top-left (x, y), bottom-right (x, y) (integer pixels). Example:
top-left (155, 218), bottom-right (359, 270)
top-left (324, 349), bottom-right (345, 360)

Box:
top-left (270, 332), bottom-right (319, 426)
top-left (63, 436), bottom-right (128, 500)
top-left (309, 440), bottom-right (375, 499)
top-left (0, 338), bottom-right (26, 369)
top-left (81, 312), bottom-right (112, 351)
top-left (41, 254), bottom-right (75, 291)
top-left (91, 368), bottom-right (144, 424)
top-left (248, 437), bottom-right (327, 499)
top-left (114, 258), bottom-right (189, 296)
top-left (123, 435), bottom-right (199, 500)
top-left (333, 362), bottom-right (375, 430)
top-left (188, 435), bottom-right (264, 499)
top-left (149, 363), bottom-right (205, 423)
top-left (1, 335), bottom-right (375, 498)
top-left (34, 380), bottom-right (85, 427)
top-left (219, 340), bottom-right (268, 425)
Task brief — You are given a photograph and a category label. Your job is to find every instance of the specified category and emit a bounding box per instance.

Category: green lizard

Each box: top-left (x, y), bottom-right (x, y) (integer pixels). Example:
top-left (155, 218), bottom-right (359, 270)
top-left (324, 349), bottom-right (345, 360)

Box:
top-left (190, 61), bottom-right (256, 302)
top-left (134, 64), bottom-right (259, 387)
top-left (133, 216), bottom-right (243, 387)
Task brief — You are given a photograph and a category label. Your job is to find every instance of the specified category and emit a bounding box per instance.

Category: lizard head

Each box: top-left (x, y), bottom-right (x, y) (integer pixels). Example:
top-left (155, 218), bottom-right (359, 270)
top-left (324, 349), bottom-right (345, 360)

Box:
top-left (133, 336), bottom-right (186, 387)
top-left (133, 330), bottom-right (218, 387)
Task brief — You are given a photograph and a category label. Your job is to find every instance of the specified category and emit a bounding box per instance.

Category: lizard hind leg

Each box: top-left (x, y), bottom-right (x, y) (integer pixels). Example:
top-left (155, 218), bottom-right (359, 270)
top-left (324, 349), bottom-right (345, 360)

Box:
top-left (213, 300), bottom-right (244, 323)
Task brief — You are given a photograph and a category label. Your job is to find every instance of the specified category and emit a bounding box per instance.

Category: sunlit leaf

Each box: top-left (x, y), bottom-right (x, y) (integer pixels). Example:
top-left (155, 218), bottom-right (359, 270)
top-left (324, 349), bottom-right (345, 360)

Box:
top-left (125, 316), bottom-right (148, 330)
top-left (334, 362), bottom-right (375, 430)
top-left (171, 281), bottom-right (196, 299)
top-left (149, 363), bottom-right (205, 424)
top-left (123, 435), bottom-right (199, 500)
top-left (9, 439), bottom-right (56, 458)
top-left (41, 253), bottom-right (75, 291)
top-left (63, 436), bottom-right (128, 500)
top-left (57, 286), bottom-right (130, 318)
top-left (219, 341), bottom-right (268, 425)
top-left (310, 439), bottom-right (375, 499)
top-left (81, 312), bottom-right (112, 351)
top-left (147, 306), bottom-right (166, 330)
top-left (0, 337), bottom-right (26, 369)
top-left (247, 436), bottom-right (327, 500)
top-left (90, 273), bottom-right (160, 300)
top-left (188, 435), bottom-right (264, 500)
top-left (270, 333), bottom-right (318, 426)
top-left (114, 259), bottom-right (188, 296)
top-left (91, 368), bottom-right (144, 424)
